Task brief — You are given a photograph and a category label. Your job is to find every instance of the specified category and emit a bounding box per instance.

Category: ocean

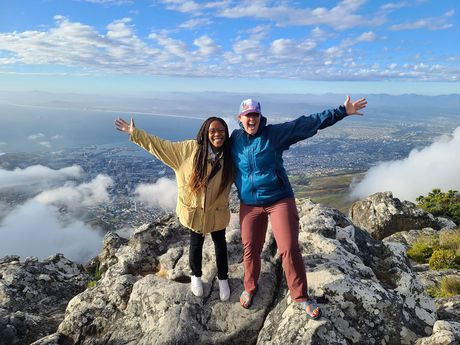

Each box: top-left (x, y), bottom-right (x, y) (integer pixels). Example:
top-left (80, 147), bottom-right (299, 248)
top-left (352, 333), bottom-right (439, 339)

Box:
top-left (0, 103), bottom-right (203, 153)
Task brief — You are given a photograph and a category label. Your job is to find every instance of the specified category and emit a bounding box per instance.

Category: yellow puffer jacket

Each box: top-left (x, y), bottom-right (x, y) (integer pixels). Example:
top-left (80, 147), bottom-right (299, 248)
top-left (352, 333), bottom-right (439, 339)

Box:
top-left (130, 128), bottom-right (231, 236)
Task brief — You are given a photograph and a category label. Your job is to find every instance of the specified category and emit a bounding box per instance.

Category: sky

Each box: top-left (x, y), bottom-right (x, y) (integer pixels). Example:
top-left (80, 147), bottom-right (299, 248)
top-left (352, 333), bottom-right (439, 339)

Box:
top-left (0, 0), bottom-right (459, 95)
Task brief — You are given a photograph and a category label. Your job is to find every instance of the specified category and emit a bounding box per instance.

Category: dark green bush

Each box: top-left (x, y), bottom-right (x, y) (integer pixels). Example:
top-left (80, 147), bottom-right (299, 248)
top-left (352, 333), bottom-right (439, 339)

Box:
top-left (416, 189), bottom-right (460, 224)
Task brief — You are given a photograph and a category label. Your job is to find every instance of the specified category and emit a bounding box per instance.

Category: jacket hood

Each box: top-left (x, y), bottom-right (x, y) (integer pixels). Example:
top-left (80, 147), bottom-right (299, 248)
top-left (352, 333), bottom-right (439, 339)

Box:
top-left (238, 115), bottom-right (267, 136)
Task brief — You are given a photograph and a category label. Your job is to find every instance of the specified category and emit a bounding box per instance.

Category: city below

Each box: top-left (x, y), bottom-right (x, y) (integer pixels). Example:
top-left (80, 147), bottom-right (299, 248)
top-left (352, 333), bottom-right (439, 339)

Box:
top-left (1, 116), bottom-right (456, 234)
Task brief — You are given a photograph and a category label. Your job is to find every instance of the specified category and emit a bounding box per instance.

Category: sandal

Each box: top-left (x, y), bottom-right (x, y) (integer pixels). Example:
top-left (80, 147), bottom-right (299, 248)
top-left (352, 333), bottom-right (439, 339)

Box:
top-left (299, 299), bottom-right (322, 320)
top-left (240, 290), bottom-right (254, 309)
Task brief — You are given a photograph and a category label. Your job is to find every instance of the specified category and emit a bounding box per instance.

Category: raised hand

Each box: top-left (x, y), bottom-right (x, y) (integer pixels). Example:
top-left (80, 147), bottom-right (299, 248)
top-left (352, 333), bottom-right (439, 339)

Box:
top-left (344, 96), bottom-right (367, 116)
top-left (115, 117), bottom-right (135, 134)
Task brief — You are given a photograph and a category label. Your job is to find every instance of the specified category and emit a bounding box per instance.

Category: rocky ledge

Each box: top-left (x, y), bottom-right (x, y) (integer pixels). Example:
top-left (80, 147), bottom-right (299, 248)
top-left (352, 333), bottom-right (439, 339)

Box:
top-left (0, 254), bottom-right (90, 345)
top-left (1, 192), bottom-right (459, 345)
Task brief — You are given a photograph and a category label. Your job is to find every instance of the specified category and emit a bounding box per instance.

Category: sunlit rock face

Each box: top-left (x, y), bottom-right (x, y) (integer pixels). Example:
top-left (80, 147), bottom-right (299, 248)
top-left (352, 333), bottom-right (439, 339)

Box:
top-left (4, 197), bottom-right (459, 345)
top-left (35, 203), bottom-right (436, 344)
top-left (349, 191), bottom-right (455, 240)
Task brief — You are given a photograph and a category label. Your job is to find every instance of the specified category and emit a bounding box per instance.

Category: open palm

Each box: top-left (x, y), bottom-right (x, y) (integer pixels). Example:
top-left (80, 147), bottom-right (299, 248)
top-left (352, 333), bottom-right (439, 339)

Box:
top-left (115, 117), bottom-right (135, 134)
top-left (344, 96), bottom-right (367, 116)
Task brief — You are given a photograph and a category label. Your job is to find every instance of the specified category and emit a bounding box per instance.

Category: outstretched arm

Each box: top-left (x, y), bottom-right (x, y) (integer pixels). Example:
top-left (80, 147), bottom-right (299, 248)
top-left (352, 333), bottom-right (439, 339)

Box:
top-left (272, 96), bottom-right (367, 150)
top-left (344, 96), bottom-right (367, 116)
top-left (114, 116), bottom-right (190, 170)
top-left (115, 117), bottom-right (135, 134)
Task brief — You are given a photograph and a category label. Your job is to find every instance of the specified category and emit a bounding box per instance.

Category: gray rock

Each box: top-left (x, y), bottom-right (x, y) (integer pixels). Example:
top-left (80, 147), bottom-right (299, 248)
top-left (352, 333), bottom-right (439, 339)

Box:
top-left (0, 254), bottom-right (90, 345)
top-left (30, 201), bottom-right (452, 345)
top-left (349, 192), bottom-right (454, 240)
top-left (258, 199), bottom-right (437, 345)
top-left (436, 296), bottom-right (460, 323)
top-left (415, 320), bottom-right (460, 345)
top-left (384, 228), bottom-right (439, 250)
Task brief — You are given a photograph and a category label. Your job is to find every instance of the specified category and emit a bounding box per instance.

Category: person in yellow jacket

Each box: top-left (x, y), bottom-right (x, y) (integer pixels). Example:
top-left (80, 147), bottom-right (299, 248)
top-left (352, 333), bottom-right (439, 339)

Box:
top-left (115, 116), bottom-right (234, 301)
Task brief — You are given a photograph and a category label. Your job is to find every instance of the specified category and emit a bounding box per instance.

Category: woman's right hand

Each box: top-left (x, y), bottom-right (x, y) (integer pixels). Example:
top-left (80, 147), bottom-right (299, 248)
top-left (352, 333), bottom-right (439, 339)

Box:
top-left (115, 117), bottom-right (135, 134)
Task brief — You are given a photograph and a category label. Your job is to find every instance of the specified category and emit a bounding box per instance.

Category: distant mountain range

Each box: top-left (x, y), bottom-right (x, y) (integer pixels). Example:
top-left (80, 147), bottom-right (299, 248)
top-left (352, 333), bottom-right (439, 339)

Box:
top-left (1, 90), bottom-right (460, 120)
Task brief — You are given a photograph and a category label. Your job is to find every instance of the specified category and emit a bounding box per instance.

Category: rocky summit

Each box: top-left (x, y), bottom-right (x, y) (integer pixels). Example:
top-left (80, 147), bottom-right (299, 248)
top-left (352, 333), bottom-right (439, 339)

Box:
top-left (0, 254), bottom-right (90, 345)
top-left (1, 192), bottom-right (459, 345)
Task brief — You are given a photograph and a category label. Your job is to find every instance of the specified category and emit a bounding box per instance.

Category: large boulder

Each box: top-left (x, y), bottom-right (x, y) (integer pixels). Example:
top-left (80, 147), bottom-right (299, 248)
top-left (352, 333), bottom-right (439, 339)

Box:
top-left (0, 254), bottom-right (90, 345)
top-left (349, 192), bottom-right (455, 240)
top-left (33, 200), bottom-right (448, 345)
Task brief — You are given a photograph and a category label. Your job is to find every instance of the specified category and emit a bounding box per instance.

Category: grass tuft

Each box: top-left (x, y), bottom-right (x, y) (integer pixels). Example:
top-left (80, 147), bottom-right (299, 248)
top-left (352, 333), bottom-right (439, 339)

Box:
top-left (427, 276), bottom-right (460, 298)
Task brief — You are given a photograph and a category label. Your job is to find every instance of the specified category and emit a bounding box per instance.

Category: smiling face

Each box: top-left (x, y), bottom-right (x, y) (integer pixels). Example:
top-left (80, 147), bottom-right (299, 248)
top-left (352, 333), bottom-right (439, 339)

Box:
top-left (239, 112), bottom-right (261, 135)
top-left (208, 120), bottom-right (226, 150)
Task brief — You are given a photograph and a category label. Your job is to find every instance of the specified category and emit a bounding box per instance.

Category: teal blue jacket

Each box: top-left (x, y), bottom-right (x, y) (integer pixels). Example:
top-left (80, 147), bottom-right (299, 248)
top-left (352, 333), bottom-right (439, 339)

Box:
top-left (230, 106), bottom-right (348, 205)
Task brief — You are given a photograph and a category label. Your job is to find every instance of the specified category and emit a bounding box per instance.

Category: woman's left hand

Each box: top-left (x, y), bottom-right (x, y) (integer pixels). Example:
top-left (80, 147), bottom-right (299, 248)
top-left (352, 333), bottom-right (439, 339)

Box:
top-left (344, 96), bottom-right (367, 116)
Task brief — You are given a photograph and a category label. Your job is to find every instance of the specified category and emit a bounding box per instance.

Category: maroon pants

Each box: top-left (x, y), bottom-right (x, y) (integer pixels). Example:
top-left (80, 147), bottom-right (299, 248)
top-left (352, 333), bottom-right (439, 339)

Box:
top-left (240, 197), bottom-right (309, 302)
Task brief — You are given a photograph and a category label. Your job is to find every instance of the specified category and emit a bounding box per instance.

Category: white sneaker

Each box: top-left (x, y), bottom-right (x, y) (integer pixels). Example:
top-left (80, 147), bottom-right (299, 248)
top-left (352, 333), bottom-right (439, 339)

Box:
top-left (191, 275), bottom-right (203, 297)
top-left (218, 279), bottom-right (230, 301)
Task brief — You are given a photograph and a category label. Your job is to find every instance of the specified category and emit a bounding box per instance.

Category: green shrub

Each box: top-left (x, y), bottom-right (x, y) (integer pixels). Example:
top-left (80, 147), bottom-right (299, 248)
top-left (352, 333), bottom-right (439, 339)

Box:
top-left (429, 249), bottom-right (459, 270)
top-left (427, 276), bottom-right (460, 298)
top-left (87, 281), bottom-right (97, 288)
top-left (416, 189), bottom-right (460, 224)
top-left (407, 236), bottom-right (439, 264)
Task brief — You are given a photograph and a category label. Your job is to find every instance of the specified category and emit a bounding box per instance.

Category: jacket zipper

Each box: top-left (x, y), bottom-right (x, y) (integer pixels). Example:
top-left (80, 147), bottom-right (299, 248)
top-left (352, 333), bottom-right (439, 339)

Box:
top-left (246, 134), bottom-right (256, 202)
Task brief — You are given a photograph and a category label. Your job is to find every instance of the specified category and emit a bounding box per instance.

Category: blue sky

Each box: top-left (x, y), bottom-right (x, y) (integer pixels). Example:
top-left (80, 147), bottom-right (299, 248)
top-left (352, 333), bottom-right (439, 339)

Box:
top-left (0, 0), bottom-right (459, 95)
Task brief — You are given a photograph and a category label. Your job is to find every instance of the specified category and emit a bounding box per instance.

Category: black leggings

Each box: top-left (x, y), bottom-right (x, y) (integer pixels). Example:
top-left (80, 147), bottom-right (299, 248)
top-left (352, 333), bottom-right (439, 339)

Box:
top-left (189, 229), bottom-right (228, 280)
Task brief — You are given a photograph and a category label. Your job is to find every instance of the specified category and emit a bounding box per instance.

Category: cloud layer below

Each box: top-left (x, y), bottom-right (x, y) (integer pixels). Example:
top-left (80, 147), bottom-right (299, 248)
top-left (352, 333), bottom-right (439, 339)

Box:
top-left (134, 177), bottom-right (177, 211)
top-left (0, 165), bottom-right (82, 189)
top-left (350, 126), bottom-right (460, 202)
top-left (0, 166), bottom-right (114, 262)
top-left (0, 200), bottom-right (103, 263)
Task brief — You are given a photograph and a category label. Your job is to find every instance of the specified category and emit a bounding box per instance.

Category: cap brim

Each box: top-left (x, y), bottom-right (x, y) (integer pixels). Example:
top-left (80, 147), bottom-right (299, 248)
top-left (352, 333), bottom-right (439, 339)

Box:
top-left (239, 110), bottom-right (262, 116)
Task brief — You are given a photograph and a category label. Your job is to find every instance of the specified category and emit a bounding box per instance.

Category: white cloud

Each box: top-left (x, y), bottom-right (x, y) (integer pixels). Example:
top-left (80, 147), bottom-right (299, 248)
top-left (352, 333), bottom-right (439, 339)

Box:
top-left (0, 3), bottom-right (456, 81)
top-left (0, 200), bottom-right (103, 262)
top-left (161, 0), bottom-right (201, 13)
top-left (28, 133), bottom-right (46, 140)
top-left (35, 174), bottom-right (114, 208)
top-left (179, 18), bottom-right (212, 29)
top-left (217, 0), bottom-right (380, 30)
top-left (389, 12), bottom-right (453, 31)
top-left (38, 141), bottom-right (52, 148)
top-left (148, 32), bottom-right (190, 60)
top-left (0, 15), bottom-right (161, 72)
top-left (350, 126), bottom-right (460, 202)
top-left (193, 35), bottom-right (220, 56)
top-left (0, 169), bottom-right (114, 262)
top-left (134, 177), bottom-right (177, 210)
top-left (0, 165), bottom-right (83, 189)
top-left (335, 31), bottom-right (378, 51)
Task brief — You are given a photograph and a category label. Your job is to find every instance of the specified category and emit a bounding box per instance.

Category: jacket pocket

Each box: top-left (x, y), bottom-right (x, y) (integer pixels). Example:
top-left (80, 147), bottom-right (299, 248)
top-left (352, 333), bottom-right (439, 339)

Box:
top-left (212, 206), bottom-right (230, 231)
top-left (179, 204), bottom-right (203, 231)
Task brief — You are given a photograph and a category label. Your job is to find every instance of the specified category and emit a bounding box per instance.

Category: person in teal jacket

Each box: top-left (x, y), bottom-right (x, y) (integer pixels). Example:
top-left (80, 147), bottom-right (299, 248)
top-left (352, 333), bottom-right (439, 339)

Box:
top-left (230, 96), bottom-right (367, 319)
